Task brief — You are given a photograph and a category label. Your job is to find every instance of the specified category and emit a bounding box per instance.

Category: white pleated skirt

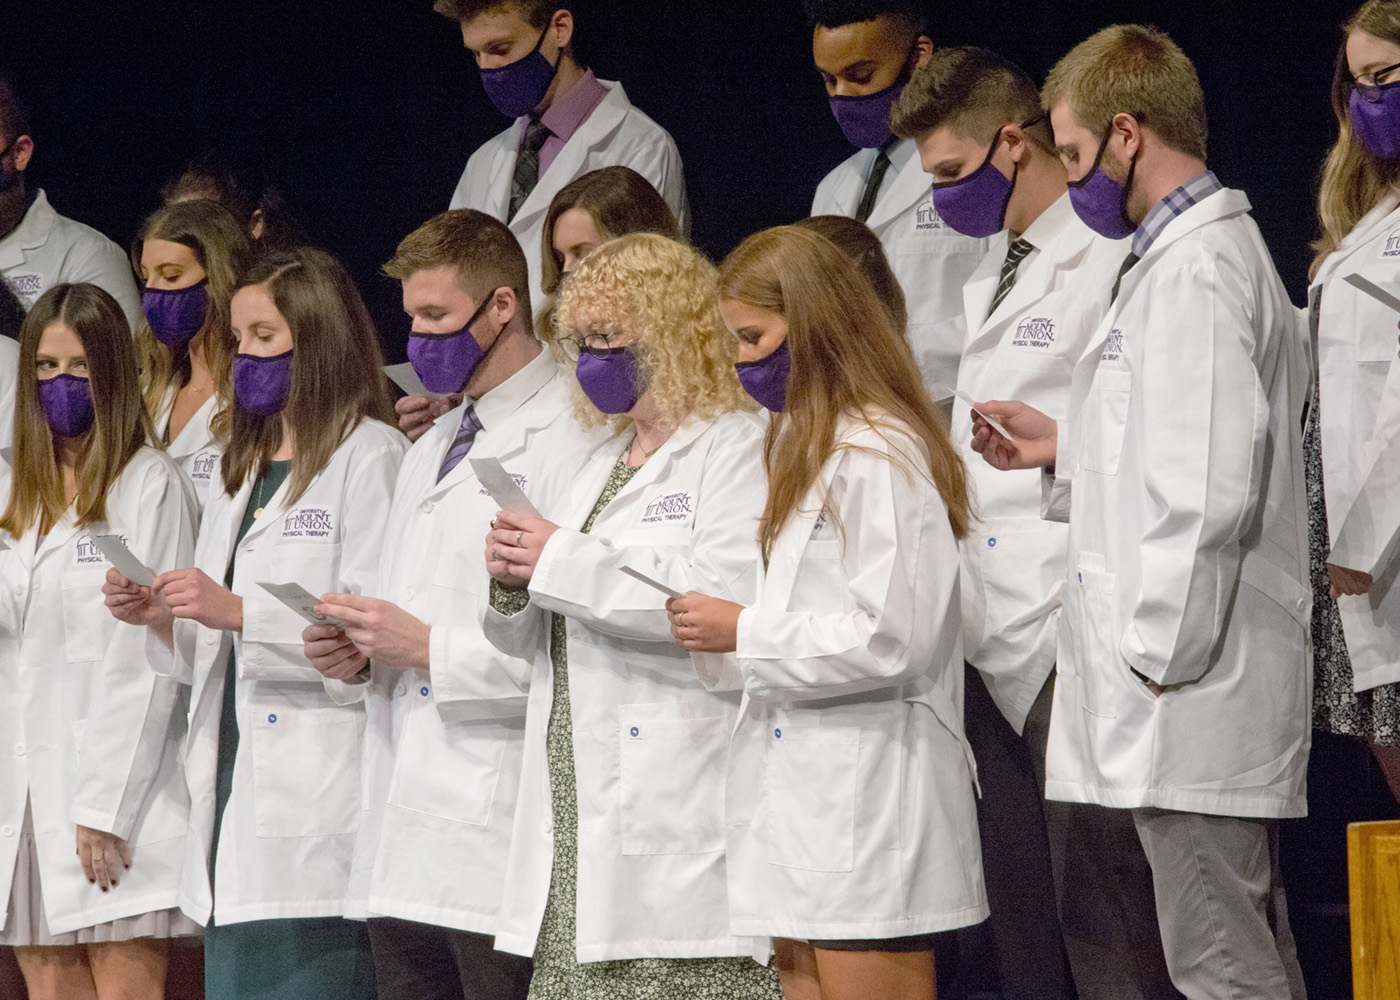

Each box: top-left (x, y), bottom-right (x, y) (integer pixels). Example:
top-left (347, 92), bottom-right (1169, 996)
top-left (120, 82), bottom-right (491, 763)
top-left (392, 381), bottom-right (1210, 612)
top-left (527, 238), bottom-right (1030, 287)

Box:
top-left (0, 801), bottom-right (200, 947)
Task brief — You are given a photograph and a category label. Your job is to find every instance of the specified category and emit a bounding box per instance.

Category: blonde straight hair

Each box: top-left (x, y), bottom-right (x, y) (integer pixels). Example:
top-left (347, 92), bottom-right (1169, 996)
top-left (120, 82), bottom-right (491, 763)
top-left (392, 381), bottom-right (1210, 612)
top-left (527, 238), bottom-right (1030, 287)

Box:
top-left (1, 284), bottom-right (152, 536)
top-left (1312, 1), bottom-right (1400, 279)
top-left (719, 226), bottom-right (970, 562)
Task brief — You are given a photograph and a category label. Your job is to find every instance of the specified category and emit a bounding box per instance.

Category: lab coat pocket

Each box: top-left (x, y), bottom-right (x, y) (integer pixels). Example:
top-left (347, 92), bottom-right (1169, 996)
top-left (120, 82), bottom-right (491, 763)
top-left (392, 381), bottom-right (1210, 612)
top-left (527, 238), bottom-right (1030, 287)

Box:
top-left (61, 569), bottom-right (106, 663)
top-left (387, 714), bottom-right (505, 827)
top-left (617, 706), bottom-right (728, 855)
top-left (764, 723), bottom-right (860, 872)
top-left (271, 542), bottom-right (342, 594)
top-left (1081, 370), bottom-right (1132, 475)
top-left (1074, 562), bottom-right (1119, 719)
top-left (250, 707), bottom-right (362, 838)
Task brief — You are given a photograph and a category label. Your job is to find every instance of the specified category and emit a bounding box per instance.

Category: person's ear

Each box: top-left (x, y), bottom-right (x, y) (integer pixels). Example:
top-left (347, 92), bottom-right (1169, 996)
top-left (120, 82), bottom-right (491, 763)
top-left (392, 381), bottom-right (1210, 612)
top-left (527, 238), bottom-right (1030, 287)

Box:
top-left (1110, 112), bottom-right (1142, 161)
top-left (10, 135), bottom-right (33, 173)
top-left (1004, 126), bottom-right (1027, 166)
top-left (551, 9), bottom-right (574, 55)
top-left (491, 286), bottom-right (518, 330)
top-left (912, 35), bottom-right (934, 70)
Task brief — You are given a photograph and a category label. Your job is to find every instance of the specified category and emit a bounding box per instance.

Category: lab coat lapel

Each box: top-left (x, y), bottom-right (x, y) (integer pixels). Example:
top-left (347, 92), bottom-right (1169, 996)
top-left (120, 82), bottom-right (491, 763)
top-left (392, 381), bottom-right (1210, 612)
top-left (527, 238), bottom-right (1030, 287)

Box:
top-left (510, 82), bottom-right (630, 233)
top-left (961, 239), bottom-right (1004, 345)
top-left (863, 142), bottom-right (930, 232)
top-left (235, 472), bottom-right (294, 551)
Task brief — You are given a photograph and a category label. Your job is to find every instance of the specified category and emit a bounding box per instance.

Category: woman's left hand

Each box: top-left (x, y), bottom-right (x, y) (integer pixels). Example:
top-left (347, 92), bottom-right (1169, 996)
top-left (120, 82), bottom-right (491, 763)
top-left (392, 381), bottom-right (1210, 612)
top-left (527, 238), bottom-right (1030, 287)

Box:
top-left (666, 592), bottom-right (743, 653)
top-left (1328, 563), bottom-right (1374, 599)
top-left (76, 825), bottom-right (131, 891)
top-left (485, 511), bottom-right (560, 588)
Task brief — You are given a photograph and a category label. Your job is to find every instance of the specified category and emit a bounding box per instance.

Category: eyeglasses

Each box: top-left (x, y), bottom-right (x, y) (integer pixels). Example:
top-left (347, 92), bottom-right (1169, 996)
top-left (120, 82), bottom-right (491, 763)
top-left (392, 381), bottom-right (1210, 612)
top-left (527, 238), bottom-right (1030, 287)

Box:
top-left (557, 330), bottom-right (622, 361)
top-left (1352, 60), bottom-right (1400, 103)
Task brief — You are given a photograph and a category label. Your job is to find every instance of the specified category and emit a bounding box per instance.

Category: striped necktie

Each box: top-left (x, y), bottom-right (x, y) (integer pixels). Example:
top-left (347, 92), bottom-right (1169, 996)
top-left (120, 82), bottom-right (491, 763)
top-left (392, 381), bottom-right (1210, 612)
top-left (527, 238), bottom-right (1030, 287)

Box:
top-left (509, 118), bottom-right (552, 222)
top-left (855, 146), bottom-right (893, 224)
top-left (990, 236), bottom-right (1035, 314)
top-left (437, 405), bottom-right (483, 483)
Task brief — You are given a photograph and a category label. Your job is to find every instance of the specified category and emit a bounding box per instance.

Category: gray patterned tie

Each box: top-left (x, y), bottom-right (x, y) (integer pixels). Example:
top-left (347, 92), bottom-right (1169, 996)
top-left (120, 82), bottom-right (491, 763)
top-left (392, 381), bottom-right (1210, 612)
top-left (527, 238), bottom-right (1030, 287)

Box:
top-left (509, 118), bottom-right (551, 222)
top-left (436, 405), bottom-right (483, 483)
top-left (990, 237), bottom-right (1035, 313)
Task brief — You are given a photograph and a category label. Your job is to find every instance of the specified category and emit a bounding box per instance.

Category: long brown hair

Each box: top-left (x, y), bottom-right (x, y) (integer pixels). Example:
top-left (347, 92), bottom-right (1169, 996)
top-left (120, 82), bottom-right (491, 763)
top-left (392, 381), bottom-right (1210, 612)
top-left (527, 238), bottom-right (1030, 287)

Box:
top-left (719, 227), bottom-right (970, 561)
top-left (1, 284), bottom-right (152, 536)
top-left (220, 248), bottom-right (394, 506)
top-left (132, 198), bottom-right (251, 424)
top-left (794, 215), bottom-right (909, 334)
top-left (1312, 0), bottom-right (1400, 278)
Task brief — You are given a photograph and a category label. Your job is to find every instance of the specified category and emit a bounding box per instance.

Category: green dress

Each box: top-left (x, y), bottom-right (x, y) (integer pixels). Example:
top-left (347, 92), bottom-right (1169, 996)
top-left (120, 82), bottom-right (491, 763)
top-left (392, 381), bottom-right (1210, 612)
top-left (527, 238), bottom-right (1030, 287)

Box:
top-left (203, 460), bottom-right (377, 1000)
top-left (514, 454), bottom-right (782, 1000)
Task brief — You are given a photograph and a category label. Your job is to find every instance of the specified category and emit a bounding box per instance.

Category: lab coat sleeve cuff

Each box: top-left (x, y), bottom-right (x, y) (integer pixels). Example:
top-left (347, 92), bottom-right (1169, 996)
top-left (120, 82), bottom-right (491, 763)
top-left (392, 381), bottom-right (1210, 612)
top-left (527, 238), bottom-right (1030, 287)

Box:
top-left (429, 624), bottom-right (530, 718)
top-left (690, 651), bottom-right (745, 692)
top-left (323, 674), bottom-right (369, 706)
top-left (147, 625), bottom-right (189, 683)
top-left (68, 804), bottom-right (133, 842)
top-left (1040, 421), bottom-right (1072, 523)
top-left (1120, 625), bottom-right (1199, 687)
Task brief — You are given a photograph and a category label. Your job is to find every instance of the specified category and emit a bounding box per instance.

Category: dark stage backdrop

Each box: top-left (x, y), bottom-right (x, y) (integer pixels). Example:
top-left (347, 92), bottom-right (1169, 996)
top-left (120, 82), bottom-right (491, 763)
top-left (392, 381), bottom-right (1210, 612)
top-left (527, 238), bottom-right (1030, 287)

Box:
top-left (0, 0), bottom-right (1361, 358)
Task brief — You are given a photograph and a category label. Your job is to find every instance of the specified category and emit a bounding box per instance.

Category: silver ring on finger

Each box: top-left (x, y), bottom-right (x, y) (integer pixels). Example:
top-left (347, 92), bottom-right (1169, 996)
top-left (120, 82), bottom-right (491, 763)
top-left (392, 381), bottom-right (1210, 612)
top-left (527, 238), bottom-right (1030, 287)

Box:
top-left (492, 547), bottom-right (499, 561)
top-left (516, 530), bottom-right (524, 547)
top-left (678, 612), bottom-right (686, 627)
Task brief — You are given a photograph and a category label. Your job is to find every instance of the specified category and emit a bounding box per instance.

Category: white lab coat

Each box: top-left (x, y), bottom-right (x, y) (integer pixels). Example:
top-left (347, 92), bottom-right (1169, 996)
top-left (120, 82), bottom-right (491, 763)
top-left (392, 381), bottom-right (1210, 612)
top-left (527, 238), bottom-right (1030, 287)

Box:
top-left (1310, 193), bottom-right (1400, 693)
top-left (353, 354), bottom-right (601, 933)
top-left (0, 337), bottom-right (17, 452)
top-left (955, 194), bottom-right (1128, 733)
top-left (812, 139), bottom-right (988, 399)
top-left (1044, 187), bottom-right (1312, 818)
top-left (449, 81), bottom-right (688, 311)
top-left (168, 419), bottom-right (405, 925)
top-left (0, 447), bottom-right (198, 935)
top-left (154, 389), bottom-right (221, 511)
top-left (714, 415), bottom-right (986, 940)
top-left (481, 409), bottom-right (768, 962)
top-left (0, 191), bottom-right (141, 331)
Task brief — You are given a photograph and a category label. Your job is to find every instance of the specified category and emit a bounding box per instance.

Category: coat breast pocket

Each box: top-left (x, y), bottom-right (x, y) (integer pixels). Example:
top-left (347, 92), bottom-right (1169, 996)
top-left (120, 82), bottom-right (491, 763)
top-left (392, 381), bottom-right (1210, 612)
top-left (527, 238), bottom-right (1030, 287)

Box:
top-left (271, 542), bottom-right (343, 592)
top-left (617, 706), bottom-right (728, 855)
top-left (764, 723), bottom-right (860, 872)
top-left (1080, 370), bottom-right (1133, 476)
top-left (251, 706), bottom-right (363, 838)
top-left (61, 569), bottom-right (108, 663)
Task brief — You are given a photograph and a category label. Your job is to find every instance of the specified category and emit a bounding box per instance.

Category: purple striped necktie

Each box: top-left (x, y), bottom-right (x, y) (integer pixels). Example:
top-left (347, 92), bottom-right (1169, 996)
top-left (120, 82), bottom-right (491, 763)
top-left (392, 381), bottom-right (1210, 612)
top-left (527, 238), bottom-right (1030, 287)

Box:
top-left (436, 404), bottom-right (483, 483)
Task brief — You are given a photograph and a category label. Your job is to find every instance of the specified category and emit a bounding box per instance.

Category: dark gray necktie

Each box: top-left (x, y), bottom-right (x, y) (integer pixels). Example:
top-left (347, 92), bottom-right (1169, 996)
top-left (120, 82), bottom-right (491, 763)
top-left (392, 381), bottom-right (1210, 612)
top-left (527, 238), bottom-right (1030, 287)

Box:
top-left (1111, 251), bottom-right (1141, 303)
top-left (990, 237), bottom-right (1035, 313)
top-left (509, 118), bottom-right (551, 222)
top-left (855, 147), bottom-right (893, 224)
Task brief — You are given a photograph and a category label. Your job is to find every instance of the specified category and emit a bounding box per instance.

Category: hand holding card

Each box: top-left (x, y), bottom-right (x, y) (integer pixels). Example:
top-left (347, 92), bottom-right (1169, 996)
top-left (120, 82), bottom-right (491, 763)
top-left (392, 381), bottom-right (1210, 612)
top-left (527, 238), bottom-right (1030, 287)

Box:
top-left (258, 582), bottom-right (349, 627)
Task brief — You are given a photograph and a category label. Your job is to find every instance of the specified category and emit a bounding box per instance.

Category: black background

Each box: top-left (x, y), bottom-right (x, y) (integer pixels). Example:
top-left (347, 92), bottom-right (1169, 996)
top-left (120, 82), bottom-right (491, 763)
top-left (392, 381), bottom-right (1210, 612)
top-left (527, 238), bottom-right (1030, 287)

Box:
top-left (0, 0), bottom-right (1363, 359)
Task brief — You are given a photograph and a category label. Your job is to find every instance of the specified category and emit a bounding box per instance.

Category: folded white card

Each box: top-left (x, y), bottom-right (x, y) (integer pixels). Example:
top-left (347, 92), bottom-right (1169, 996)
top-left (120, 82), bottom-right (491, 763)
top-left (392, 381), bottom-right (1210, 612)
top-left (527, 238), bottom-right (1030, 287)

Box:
top-left (619, 564), bottom-right (684, 599)
top-left (91, 534), bottom-right (155, 587)
top-left (942, 387), bottom-right (1014, 441)
top-left (469, 457), bottom-right (541, 517)
top-left (257, 582), bottom-right (348, 627)
top-left (384, 362), bottom-right (451, 400)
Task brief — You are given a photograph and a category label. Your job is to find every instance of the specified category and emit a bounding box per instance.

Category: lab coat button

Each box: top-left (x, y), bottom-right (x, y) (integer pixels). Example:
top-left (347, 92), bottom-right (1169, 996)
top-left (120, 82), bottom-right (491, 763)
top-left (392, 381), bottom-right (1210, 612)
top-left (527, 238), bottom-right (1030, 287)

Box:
top-left (395, 684), bottom-right (407, 697)
top-left (0, 826), bottom-right (12, 838)
top-left (544, 820), bottom-right (553, 834)
top-left (629, 726), bottom-right (639, 737)
top-left (12, 744), bottom-right (23, 757)
top-left (987, 537), bottom-right (997, 548)
top-left (420, 686), bottom-right (429, 697)
top-left (774, 728), bottom-right (781, 739)
top-left (1078, 573), bottom-right (1083, 583)
top-left (204, 634), bottom-right (217, 645)
top-left (420, 502), bottom-right (434, 514)
top-left (267, 713), bottom-right (277, 724)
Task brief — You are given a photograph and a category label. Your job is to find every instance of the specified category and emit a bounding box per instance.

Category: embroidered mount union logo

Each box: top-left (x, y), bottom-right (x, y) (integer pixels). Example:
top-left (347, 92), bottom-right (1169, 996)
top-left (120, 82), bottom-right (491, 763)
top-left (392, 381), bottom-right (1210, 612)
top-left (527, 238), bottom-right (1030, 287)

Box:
top-left (1100, 329), bottom-right (1124, 363)
top-left (641, 492), bottom-right (694, 524)
top-left (191, 452), bottom-right (219, 481)
top-left (281, 507), bottom-right (334, 539)
top-left (76, 534), bottom-right (124, 565)
top-left (1385, 228), bottom-right (1400, 257)
top-left (914, 197), bottom-right (946, 231)
top-left (1013, 317), bottom-right (1056, 349)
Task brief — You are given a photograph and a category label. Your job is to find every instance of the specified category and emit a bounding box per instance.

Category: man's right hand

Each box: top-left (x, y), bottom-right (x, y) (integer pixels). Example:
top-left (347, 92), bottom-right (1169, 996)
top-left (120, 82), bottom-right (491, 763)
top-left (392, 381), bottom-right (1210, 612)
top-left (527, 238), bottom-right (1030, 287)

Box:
top-left (970, 400), bottom-right (1059, 471)
top-left (396, 394), bottom-right (460, 442)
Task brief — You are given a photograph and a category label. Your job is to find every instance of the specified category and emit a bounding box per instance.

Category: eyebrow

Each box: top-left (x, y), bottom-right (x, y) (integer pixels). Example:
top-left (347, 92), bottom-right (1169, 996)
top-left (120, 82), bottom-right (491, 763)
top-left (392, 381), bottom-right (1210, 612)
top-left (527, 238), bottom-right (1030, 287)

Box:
top-left (836, 59), bottom-right (877, 76)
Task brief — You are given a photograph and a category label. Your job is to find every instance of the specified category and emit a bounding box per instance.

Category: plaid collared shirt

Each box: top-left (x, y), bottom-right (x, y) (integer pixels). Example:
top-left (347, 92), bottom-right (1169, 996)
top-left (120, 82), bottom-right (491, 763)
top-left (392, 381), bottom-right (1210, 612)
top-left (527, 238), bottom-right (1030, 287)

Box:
top-left (1130, 170), bottom-right (1223, 258)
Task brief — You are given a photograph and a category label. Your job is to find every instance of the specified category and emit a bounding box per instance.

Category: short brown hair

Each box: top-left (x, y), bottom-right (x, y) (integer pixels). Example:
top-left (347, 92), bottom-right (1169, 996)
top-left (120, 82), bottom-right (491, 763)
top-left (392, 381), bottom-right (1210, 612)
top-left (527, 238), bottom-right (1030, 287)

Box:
top-left (384, 209), bottom-right (532, 330)
top-left (2, 284), bottom-right (152, 536)
top-left (1042, 24), bottom-right (1207, 162)
top-left (793, 215), bottom-right (907, 334)
top-left (892, 47), bottom-right (1049, 150)
top-left (433, 0), bottom-right (555, 28)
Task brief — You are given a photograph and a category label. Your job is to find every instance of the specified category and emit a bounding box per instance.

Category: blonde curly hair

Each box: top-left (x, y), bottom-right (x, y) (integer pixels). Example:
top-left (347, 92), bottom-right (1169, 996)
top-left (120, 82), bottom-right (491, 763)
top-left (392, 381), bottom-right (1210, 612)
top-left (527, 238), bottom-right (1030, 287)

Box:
top-left (555, 233), bottom-right (753, 429)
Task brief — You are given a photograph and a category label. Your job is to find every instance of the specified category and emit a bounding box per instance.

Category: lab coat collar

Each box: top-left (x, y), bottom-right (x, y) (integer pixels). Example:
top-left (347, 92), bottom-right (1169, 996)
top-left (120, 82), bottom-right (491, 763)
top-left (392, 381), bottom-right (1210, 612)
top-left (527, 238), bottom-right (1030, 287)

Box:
top-left (497, 80), bottom-right (632, 230)
top-left (157, 389), bottom-right (218, 455)
top-left (561, 411), bottom-right (723, 531)
top-left (1111, 187), bottom-right (1250, 311)
top-left (0, 189), bottom-right (56, 269)
top-left (976, 194), bottom-right (1098, 334)
top-left (428, 349), bottom-right (560, 497)
top-left (863, 138), bottom-right (929, 232)
top-left (1311, 190), bottom-right (1400, 289)
top-left (33, 506), bottom-right (94, 575)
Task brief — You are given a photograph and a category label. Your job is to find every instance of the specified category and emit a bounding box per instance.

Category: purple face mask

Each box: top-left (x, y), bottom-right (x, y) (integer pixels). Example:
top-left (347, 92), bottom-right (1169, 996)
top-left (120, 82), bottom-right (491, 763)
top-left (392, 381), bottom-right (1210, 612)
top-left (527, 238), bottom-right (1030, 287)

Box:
top-left (38, 373), bottom-right (94, 438)
top-left (233, 349), bottom-right (294, 417)
top-left (932, 132), bottom-right (1015, 239)
top-left (1067, 128), bottom-right (1138, 240)
top-left (479, 28), bottom-right (559, 119)
top-left (142, 278), bottom-right (210, 350)
top-left (829, 80), bottom-right (903, 149)
top-left (407, 297), bottom-right (493, 395)
top-left (1350, 81), bottom-right (1400, 159)
top-left (576, 347), bottom-right (644, 414)
top-left (736, 340), bottom-right (791, 413)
